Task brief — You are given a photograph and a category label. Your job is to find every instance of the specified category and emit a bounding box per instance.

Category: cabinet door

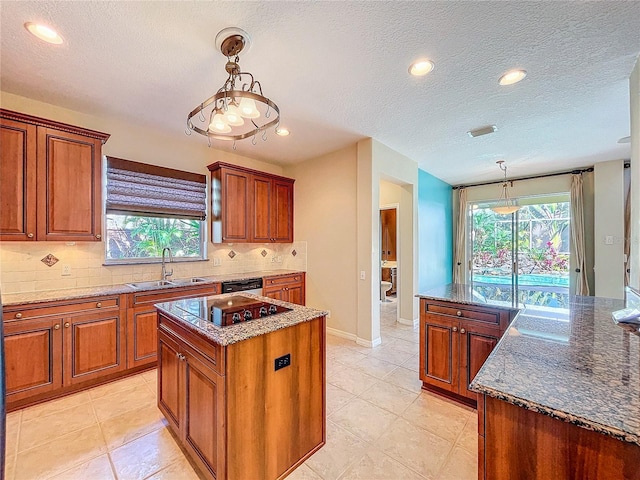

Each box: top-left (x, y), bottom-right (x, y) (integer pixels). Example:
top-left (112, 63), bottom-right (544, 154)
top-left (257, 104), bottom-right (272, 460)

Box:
top-left (158, 330), bottom-right (183, 432)
top-left (252, 175), bottom-right (272, 242)
top-left (0, 118), bottom-right (37, 241)
top-left (64, 310), bottom-right (125, 385)
top-left (221, 168), bottom-right (250, 242)
top-left (4, 317), bottom-right (63, 403)
top-left (263, 286), bottom-right (286, 302)
top-left (271, 179), bottom-right (294, 243)
top-left (127, 308), bottom-right (158, 369)
top-left (459, 321), bottom-right (500, 400)
top-left (183, 348), bottom-right (226, 480)
top-left (420, 314), bottom-right (459, 393)
top-left (36, 127), bottom-right (102, 241)
top-left (286, 283), bottom-right (305, 306)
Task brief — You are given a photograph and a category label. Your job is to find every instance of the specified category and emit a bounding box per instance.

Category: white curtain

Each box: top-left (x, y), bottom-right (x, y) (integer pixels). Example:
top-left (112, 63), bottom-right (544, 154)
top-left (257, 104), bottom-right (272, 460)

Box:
top-left (570, 174), bottom-right (590, 295)
top-left (453, 188), bottom-right (467, 283)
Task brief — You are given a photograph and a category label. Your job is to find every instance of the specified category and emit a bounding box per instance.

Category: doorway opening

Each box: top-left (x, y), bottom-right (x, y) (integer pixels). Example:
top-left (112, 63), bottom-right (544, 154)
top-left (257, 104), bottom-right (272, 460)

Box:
top-left (469, 195), bottom-right (571, 307)
top-left (380, 205), bottom-right (398, 302)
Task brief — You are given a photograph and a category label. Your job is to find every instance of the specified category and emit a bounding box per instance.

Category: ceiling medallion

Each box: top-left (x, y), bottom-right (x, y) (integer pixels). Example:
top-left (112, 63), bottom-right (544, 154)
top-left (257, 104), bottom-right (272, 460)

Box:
top-left (186, 27), bottom-right (280, 146)
top-left (491, 161), bottom-right (520, 215)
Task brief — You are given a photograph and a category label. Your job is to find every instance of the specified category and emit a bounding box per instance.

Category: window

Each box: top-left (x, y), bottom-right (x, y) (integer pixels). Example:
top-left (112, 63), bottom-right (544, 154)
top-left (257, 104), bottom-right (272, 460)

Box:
top-left (105, 157), bottom-right (207, 263)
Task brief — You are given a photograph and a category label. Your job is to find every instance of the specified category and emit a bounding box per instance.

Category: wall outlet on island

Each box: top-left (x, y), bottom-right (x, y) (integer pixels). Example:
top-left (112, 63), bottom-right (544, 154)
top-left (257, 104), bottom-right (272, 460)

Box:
top-left (62, 265), bottom-right (71, 276)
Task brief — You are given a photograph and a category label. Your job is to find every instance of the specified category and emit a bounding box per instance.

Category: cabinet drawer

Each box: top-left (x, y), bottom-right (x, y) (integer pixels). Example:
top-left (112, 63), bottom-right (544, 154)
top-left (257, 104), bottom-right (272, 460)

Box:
top-left (159, 313), bottom-right (224, 376)
top-left (263, 273), bottom-right (304, 287)
top-left (4, 296), bottom-right (121, 322)
top-left (130, 283), bottom-right (220, 307)
top-left (424, 303), bottom-right (500, 325)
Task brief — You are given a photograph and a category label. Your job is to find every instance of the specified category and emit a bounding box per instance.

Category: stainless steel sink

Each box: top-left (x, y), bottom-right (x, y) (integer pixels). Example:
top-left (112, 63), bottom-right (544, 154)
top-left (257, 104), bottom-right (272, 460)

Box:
top-left (126, 280), bottom-right (176, 289)
top-left (170, 277), bottom-right (208, 285)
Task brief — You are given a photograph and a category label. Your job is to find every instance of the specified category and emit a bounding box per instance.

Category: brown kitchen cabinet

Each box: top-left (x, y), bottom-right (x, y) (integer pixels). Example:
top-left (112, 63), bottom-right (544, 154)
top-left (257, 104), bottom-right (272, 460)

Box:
top-left (0, 109), bottom-right (110, 242)
top-left (263, 273), bottom-right (305, 305)
top-left (157, 308), bottom-right (325, 480)
top-left (127, 282), bottom-right (221, 369)
top-left (419, 298), bottom-right (514, 405)
top-left (208, 162), bottom-right (294, 244)
top-left (3, 295), bottom-right (126, 410)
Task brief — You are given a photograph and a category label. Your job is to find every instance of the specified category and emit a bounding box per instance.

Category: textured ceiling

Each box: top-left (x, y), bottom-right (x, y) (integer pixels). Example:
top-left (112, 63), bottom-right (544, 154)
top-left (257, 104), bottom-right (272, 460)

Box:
top-left (1, 1), bottom-right (639, 184)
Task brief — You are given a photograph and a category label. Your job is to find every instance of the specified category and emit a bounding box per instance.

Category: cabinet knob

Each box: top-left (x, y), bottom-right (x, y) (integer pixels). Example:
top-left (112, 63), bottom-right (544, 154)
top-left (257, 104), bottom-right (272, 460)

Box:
top-left (452, 326), bottom-right (458, 332)
top-left (64, 322), bottom-right (70, 328)
top-left (95, 234), bottom-right (102, 240)
top-left (54, 324), bottom-right (60, 330)
top-left (15, 312), bottom-right (22, 319)
top-left (178, 353), bottom-right (186, 361)
top-left (27, 233), bottom-right (34, 238)
top-left (456, 311), bottom-right (462, 317)
top-left (460, 328), bottom-right (466, 334)
top-left (96, 302), bottom-right (102, 308)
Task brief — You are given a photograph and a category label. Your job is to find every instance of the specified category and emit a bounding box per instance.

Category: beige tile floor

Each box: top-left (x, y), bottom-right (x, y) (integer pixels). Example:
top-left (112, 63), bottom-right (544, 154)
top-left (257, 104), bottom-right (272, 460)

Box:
top-left (5, 298), bottom-right (477, 480)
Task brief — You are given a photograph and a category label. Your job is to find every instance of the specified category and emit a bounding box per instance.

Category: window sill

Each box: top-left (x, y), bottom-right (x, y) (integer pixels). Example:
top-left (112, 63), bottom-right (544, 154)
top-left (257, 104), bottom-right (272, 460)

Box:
top-left (103, 257), bottom-right (209, 267)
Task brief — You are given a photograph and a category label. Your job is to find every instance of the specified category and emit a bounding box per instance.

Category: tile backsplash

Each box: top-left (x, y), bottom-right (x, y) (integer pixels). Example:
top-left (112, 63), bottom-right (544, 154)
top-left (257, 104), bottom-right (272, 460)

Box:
top-left (0, 241), bottom-right (307, 294)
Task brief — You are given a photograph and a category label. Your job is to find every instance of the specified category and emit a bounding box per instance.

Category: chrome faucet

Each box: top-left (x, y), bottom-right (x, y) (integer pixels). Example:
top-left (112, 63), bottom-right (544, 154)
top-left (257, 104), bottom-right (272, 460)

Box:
top-left (161, 247), bottom-right (173, 281)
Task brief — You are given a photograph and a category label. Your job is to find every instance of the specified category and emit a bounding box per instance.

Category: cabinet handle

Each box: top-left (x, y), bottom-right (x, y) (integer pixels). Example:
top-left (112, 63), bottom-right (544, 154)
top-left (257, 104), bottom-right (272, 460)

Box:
top-left (27, 233), bottom-right (34, 238)
top-left (96, 302), bottom-right (102, 308)
top-left (64, 322), bottom-right (70, 328)
top-left (96, 234), bottom-right (102, 240)
top-left (15, 313), bottom-right (22, 319)
top-left (460, 328), bottom-right (466, 334)
top-left (54, 324), bottom-right (60, 330)
top-left (456, 311), bottom-right (462, 317)
top-left (178, 353), bottom-right (186, 361)
top-left (452, 326), bottom-right (458, 332)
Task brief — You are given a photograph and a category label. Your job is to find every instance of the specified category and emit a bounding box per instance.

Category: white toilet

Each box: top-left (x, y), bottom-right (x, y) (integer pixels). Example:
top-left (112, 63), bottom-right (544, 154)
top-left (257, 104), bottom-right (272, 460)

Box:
top-left (380, 281), bottom-right (392, 302)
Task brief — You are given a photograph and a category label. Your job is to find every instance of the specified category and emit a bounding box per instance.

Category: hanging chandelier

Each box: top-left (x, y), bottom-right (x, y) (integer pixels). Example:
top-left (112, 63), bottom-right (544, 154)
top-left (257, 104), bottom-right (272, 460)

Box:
top-left (491, 161), bottom-right (520, 215)
top-left (186, 27), bottom-right (280, 145)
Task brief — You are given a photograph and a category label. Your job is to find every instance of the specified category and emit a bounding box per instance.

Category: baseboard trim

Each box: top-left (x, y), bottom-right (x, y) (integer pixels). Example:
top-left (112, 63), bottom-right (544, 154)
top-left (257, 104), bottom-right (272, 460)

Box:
top-left (356, 336), bottom-right (382, 348)
top-left (398, 317), bottom-right (419, 328)
top-left (326, 327), bottom-right (357, 341)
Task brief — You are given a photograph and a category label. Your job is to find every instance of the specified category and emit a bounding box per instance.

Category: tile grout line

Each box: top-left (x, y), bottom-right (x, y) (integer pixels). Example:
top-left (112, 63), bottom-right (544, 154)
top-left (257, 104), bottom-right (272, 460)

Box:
top-left (87, 387), bottom-right (120, 480)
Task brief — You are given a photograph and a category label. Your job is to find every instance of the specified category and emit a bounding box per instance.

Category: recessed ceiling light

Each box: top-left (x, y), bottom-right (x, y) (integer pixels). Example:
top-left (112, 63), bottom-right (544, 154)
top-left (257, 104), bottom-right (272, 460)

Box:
top-left (275, 127), bottom-right (290, 137)
top-left (498, 69), bottom-right (527, 86)
top-left (409, 59), bottom-right (435, 76)
top-left (24, 22), bottom-right (63, 44)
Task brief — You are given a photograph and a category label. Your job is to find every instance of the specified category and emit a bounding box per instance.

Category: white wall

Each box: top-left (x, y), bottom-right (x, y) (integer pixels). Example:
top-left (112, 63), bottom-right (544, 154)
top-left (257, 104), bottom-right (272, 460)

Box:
top-left (594, 160), bottom-right (625, 298)
top-left (0, 92), bottom-right (307, 295)
top-left (284, 146), bottom-right (358, 335)
top-left (630, 57), bottom-right (640, 291)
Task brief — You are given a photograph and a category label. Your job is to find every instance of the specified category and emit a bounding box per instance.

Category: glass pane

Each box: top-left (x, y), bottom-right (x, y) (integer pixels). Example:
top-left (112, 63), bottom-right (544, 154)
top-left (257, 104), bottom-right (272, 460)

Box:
top-left (105, 214), bottom-right (204, 260)
top-left (470, 206), bottom-right (514, 285)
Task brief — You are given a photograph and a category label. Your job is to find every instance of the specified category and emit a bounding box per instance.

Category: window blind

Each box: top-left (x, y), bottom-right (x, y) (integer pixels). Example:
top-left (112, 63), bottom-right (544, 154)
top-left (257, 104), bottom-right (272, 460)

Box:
top-left (106, 157), bottom-right (207, 220)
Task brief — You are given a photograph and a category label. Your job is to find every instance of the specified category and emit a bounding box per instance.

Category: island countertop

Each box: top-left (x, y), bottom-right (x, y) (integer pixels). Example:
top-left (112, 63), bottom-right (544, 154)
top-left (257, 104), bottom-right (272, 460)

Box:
top-left (418, 283), bottom-right (640, 446)
top-left (155, 292), bottom-right (327, 346)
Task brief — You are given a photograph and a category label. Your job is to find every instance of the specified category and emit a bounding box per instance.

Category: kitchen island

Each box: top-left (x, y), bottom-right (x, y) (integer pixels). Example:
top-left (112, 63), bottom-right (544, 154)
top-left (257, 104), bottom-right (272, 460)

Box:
top-left (420, 284), bottom-right (640, 480)
top-left (155, 293), bottom-right (327, 480)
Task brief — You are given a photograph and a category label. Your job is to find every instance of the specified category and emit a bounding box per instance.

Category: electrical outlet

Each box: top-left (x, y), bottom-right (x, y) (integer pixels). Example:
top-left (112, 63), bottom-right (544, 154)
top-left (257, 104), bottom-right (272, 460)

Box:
top-left (62, 265), bottom-right (71, 276)
top-left (213, 257), bottom-right (221, 266)
top-left (326, 310), bottom-right (331, 318)
top-left (274, 353), bottom-right (291, 371)
top-left (276, 255), bottom-right (282, 263)
top-left (360, 270), bottom-right (366, 280)
top-left (271, 257), bottom-right (276, 263)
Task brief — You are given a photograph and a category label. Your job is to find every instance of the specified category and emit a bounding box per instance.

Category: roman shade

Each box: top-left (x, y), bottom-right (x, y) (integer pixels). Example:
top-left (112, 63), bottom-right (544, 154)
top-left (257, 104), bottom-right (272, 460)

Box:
top-left (106, 157), bottom-right (206, 220)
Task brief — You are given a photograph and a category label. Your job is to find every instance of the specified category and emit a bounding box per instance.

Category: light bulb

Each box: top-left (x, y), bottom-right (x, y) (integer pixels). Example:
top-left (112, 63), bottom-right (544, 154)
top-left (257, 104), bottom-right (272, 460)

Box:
top-left (24, 22), bottom-right (63, 44)
top-left (498, 69), bottom-right (527, 86)
top-left (238, 97), bottom-right (260, 119)
top-left (224, 104), bottom-right (244, 126)
top-left (209, 113), bottom-right (231, 133)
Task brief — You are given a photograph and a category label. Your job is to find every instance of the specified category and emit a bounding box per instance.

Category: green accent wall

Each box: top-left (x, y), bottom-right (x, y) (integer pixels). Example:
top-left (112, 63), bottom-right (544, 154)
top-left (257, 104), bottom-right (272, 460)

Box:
top-left (418, 169), bottom-right (453, 292)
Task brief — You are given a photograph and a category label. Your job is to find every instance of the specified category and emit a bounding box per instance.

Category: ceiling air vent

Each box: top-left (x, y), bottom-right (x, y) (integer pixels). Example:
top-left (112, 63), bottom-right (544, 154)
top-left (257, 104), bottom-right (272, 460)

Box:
top-left (468, 125), bottom-right (497, 138)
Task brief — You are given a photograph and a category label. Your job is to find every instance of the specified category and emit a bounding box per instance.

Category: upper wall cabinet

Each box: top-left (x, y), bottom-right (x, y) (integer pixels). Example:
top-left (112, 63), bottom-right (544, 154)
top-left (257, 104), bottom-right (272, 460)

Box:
top-left (208, 162), bottom-right (294, 244)
top-left (0, 109), bottom-right (110, 242)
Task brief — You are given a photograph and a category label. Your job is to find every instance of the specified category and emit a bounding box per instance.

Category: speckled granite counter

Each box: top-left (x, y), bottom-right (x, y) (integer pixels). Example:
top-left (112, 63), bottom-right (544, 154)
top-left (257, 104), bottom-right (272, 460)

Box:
top-left (155, 292), bottom-right (327, 346)
top-left (1, 269), bottom-right (303, 306)
top-left (419, 283), bottom-right (640, 446)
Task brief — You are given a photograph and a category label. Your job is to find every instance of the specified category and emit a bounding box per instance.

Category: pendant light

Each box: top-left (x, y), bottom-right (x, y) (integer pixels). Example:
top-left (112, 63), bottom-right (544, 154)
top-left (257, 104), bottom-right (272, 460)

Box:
top-left (491, 161), bottom-right (520, 215)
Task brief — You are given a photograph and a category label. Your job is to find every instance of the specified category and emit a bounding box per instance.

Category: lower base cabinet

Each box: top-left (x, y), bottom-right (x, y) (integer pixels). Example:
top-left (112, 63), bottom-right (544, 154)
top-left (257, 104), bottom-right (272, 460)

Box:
top-left (419, 298), bottom-right (515, 405)
top-left (157, 310), bottom-right (325, 480)
top-left (263, 273), bottom-right (305, 305)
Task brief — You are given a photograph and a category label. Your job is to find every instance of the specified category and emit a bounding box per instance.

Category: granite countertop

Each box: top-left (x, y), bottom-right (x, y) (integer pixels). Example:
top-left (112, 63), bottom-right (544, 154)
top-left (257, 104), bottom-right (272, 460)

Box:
top-left (156, 292), bottom-right (327, 346)
top-left (416, 282), bottom-right (519, 311)
top-left (1, 269), bottom-right (303, 306)
top-left (418, 283), bottom-right (640, 446)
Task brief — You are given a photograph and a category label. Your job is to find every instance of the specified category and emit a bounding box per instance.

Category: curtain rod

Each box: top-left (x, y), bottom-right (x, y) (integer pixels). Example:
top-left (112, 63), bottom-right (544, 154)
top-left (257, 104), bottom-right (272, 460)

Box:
top-left (452, 166), bottom-right (597, 190)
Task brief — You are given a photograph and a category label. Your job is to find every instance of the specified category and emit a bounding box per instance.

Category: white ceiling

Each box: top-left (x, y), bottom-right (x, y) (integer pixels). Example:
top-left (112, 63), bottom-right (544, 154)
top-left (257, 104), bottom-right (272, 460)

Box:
top-left (2, 1), bottom-right (639, 185)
